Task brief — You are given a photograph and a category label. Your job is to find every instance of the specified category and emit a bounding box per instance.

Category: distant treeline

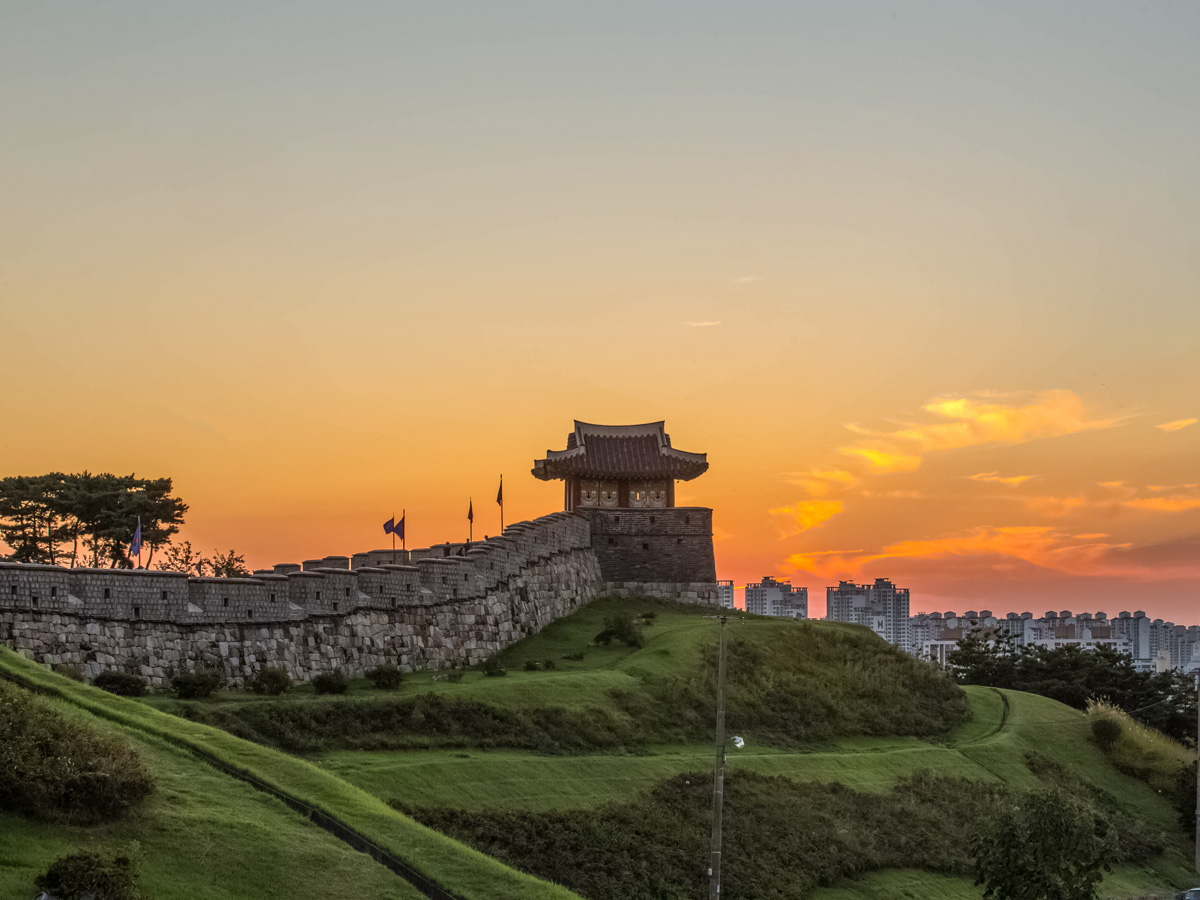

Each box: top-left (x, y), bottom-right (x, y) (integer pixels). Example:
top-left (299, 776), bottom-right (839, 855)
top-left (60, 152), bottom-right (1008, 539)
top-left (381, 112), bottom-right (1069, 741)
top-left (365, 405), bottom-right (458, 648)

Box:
top-left (0, 472), bottom-right (186, 568)
top-left (948, 635), bottom-right (1197, 744)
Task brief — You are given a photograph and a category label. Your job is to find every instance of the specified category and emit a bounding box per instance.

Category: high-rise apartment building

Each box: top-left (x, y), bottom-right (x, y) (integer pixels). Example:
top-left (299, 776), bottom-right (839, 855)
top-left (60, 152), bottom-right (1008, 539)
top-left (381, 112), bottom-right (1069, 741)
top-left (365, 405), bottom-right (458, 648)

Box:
top-left (716, 580), bottom-right (735, 609)
top-left (744, 576), bottom-right (807, 618)
top-left (825, 578), bottom-right (910, 646)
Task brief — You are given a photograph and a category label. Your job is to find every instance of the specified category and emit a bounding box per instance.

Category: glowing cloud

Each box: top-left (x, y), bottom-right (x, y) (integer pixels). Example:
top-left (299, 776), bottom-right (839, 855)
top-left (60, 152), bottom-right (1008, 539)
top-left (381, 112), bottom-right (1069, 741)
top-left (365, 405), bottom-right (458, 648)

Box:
top-left (786, 468), bottom-right (859, 496)
top-left (1156, 418), bottom-right (1197, 432)
top-left (787, 526), bottom-right (1150, 581)
top-left (1124, 496), bottom-right (1200, 513)
top-left (838, 446), bottom-right (921, 473)
top-left (968, 472), bottom-right (1034, 486)
top-left (769, 499), bottom-right (844, 534)
top-left (894, 390), bottom-right (1121, 453)
top-left (683, 321), bottom-right (722, 327)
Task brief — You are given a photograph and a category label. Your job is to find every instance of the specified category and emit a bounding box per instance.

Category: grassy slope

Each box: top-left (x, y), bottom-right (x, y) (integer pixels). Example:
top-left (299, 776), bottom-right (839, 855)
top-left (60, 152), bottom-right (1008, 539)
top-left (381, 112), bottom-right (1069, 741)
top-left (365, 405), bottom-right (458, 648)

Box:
top-left (13, 596), bottom-right (1193, 899)
top-left (0, 647), bottom-right (584, 900)
top-left (284, 600), bottom-right (1192, 899)
top-left (0, 693), bottom-right (425, 900)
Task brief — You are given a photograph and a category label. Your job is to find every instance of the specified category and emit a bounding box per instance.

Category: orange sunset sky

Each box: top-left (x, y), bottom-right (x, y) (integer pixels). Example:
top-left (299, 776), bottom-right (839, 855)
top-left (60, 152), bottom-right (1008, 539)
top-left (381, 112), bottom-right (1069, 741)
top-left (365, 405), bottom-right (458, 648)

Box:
top-left (2, 3), bottom-right (1198, 620)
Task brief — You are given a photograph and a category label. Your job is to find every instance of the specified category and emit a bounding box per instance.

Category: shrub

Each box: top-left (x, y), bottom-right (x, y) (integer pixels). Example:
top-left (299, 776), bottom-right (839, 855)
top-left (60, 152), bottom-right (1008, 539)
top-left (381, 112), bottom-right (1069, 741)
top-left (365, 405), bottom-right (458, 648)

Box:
top-left (523, 660), bottom-right (540, 672)
top-left (366, 665), bottom-right (403, 690)
top-left (561, 651), bottom-right (585, 661)
top-left (542, 659), bottom-right (557, 670)
top-left (52, 662), bottom-right (85, 682)
top-left (35, 846), bottom-right (143, 900)
top-left (0, 682), bottom-right (154, 823)
top-left (1085, 698), bottom-right (1190, 792)
top-left (595, 613), bottom-right (644, 648)
top-left (172, 667), bottom-right (224, 700)
top-left (445, 671), bottom-right (464, 683)
top-left (247, 666), bottom-right (291, 696)
top-left (93, 671), bottom-right (147, 698)
top-left (482, 656), bottom-right (506, 678)
top-left (312, 671), bottom-right (349, 695)
top-left (1091, 714), bottom-right (1122, 752)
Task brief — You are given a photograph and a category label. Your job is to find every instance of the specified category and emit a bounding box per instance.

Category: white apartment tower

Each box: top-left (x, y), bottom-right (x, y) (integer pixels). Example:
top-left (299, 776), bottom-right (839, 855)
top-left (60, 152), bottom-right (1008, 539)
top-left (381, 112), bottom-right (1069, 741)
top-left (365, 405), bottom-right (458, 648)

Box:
top-left (716, 580), bottom-right (735, 610)
top-left (826, 578), bottom-right (910, 646)
top-left (744, 576), bottom-right (808, 618)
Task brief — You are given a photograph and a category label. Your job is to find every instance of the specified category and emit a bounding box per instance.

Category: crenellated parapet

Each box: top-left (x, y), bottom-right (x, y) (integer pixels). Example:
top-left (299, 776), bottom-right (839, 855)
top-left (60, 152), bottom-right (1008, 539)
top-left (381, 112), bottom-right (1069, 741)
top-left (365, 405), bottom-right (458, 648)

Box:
top-left (0, 507), bottom-right (715, 686)
top-left (0, 510), bottom-right (598, 627)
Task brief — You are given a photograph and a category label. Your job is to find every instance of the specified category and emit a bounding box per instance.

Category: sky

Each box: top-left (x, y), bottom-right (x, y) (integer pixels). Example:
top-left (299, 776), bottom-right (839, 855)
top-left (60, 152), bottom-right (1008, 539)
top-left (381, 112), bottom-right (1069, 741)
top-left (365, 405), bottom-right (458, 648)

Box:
top-left (1, 2), bottom-right (1197, 620)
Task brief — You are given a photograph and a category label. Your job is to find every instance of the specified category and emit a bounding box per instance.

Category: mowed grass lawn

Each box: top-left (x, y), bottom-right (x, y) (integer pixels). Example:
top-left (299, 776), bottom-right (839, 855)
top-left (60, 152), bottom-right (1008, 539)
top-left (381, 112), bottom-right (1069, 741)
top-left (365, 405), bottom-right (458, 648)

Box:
top-left (0, 692), bottom-right (424, 900)
top-left (0, 648), bottom-right (586, 900)
top-left (316, 685), bottom-right (1183, 833)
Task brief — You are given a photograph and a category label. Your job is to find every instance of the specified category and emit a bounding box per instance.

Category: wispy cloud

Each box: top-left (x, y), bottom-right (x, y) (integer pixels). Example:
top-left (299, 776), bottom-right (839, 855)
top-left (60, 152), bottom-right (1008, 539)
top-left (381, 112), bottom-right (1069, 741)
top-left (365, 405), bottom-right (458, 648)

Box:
top-left (732, 275), bottom-right (760, 285)
top-left (786, 469), bottom-right (859, 496)
top-left (968, 472), bottom-right (1034, 486)
top-left (768, 499), bottom-right (844, 535)
top-left (829, 390), bottom-right (1119, 478)
top-left (683, 320), bottom-right (722, 327)
top-left (786, 526), bottom-right (1150, 581)
top-left (1156, 418), bottom-right (1197, 432)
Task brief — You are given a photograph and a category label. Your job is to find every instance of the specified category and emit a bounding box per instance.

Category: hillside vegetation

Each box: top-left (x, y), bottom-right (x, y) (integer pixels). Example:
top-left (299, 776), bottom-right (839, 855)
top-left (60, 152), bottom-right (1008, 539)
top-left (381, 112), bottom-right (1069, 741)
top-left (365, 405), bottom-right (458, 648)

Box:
top-left (7, 596), bottom-right (1195, 899)
top-left (0, 647), bottom-right (583, 900)
top-left (165, 598), bottom-right (967, 754)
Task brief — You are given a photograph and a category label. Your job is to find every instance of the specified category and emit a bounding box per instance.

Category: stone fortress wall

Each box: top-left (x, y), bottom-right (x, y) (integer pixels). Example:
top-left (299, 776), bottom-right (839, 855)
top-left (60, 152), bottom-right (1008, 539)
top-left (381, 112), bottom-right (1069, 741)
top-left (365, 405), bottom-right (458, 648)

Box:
top-left (1, 510), bottom-right (718, 687)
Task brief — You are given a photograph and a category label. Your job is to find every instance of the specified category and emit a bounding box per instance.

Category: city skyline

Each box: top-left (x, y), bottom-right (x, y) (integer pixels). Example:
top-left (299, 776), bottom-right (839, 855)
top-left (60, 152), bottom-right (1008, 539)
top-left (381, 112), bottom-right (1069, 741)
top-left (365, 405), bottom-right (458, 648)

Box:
top-left (2, 3), bottom-right (1197, 620)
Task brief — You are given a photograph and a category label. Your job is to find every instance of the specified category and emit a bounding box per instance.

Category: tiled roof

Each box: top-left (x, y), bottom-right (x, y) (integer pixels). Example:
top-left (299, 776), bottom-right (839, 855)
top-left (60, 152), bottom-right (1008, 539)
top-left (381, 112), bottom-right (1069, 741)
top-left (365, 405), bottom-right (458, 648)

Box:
top-left (532, 421), bottom-right (708, 481)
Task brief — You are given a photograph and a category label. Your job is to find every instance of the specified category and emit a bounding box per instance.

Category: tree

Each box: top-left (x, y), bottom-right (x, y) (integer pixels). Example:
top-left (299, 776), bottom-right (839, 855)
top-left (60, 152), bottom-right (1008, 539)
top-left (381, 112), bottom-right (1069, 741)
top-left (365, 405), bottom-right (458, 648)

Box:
top-left (971, 788), bottom-right (1116, 900)
top-left (947, 633), bottom-right (1195, 743)
top-left (156, 540), bottom-right (205, 575)
top-left (208, 549), bottom-right (249, 578)
top-left (0, 472), bottom-right (187, 568)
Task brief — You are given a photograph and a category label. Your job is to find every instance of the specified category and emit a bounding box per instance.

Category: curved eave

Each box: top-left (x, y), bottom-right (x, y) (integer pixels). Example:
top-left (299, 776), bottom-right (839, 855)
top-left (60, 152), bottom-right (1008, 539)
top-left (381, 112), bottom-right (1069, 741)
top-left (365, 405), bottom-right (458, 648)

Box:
top-left (531, 460), bottom-right (709, 482)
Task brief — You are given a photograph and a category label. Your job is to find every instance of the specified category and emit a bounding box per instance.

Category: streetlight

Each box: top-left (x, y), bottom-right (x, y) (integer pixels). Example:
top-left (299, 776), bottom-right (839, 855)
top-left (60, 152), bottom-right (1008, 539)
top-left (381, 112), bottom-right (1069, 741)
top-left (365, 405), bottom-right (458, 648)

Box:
top-left (704, 615), bottom-right (744, 898)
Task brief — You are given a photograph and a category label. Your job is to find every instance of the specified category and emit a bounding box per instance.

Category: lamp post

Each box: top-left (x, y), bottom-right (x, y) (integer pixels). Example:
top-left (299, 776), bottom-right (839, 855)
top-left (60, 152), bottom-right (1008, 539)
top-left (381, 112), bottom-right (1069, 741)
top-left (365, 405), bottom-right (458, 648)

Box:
top-left (708, 614), bottom-right (728, 899)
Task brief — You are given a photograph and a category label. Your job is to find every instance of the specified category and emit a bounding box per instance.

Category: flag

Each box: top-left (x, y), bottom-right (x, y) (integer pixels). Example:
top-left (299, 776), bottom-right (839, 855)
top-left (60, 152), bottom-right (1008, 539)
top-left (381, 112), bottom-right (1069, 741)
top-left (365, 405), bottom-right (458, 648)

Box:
top-left (129, 517), bottom-right (142, 558)
top-left (467, 500), bottom-right (474, 523)
top-left (383, 516), bottom-right (395, 535)
top-left (496, 478), bottom-right (503, 506)
top-left (395, 515), bottom-right (405, 541)
top-left (195, 561), bottom-right (204, 576)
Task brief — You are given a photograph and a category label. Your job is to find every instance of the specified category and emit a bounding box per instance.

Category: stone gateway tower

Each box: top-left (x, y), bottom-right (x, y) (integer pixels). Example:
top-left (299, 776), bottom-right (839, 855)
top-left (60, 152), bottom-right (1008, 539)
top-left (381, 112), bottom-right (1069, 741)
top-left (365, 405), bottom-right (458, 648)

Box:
top-left (533, 421), bottom-right (717, 586)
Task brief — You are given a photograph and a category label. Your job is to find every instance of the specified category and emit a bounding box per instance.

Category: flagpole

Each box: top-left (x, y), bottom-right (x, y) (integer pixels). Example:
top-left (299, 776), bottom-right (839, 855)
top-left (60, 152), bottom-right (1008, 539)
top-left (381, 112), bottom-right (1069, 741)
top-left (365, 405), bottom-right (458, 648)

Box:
top-left (402, 509), bottom-right (406, 553)
top-left (469, 498), bottom-right (473, 544)
top-left (499, 474), bottom-right (504, 534)
top-left (391, 511), bottom-right (396, 565)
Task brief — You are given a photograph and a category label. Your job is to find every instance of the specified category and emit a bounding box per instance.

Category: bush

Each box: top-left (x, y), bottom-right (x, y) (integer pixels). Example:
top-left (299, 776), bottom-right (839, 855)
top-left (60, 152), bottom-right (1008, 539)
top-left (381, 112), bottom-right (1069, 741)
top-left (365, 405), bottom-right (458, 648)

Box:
top-left (1091, 714), bottom-right (1122, 752)
top-left (366, 665), bottom-right (403, 690)
top-left (523, 660), bottom-right (540, 671)
top-left (445, 671), bottom-right (464, 683)
top-left (172, 667), bottom-right (224, 700)
top-left (482, 656), bottom-right (506, 678)
top-left (93, 671), bottom-right (147, 698)
top-left (594, 614), bottom-right (644, 649)
top-left (52, 662), bottom-right (85, 682)
top-left (247, 666), bottom-right (291, 696)
top-left (0, 682), bottom-right (154, 823)
top-left (561, 651), bottom-right (585, 661)
top-left (312, 671), bottom-right (349, 695)
top-left (35, 846), bottom-right (143, 900)
top-left (1085, 698), bottom-right (1191, 792)
top-left (542, 659), bottom-right (557, 670)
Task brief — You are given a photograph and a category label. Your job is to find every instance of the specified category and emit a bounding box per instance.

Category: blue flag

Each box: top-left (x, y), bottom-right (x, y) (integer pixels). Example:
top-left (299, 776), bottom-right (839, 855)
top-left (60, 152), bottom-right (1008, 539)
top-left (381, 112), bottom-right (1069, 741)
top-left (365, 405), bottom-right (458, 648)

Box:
top-left (130, 517), bottom-right (142, 558)
top-left (496, 478), bottom-right (503, 506)
top-left (383, 516), bottom-right (395, 535)
top-left (395, 515), bottom-right (405, 541)
top-left (467, 500), bottom-right (474, 523)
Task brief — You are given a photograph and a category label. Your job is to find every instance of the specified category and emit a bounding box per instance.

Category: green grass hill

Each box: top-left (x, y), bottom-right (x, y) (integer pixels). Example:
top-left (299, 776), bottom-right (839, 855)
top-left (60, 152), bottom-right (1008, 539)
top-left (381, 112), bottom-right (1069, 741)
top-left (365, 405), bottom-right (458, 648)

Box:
top-left (4, 596), bottom-right (1196, 899)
